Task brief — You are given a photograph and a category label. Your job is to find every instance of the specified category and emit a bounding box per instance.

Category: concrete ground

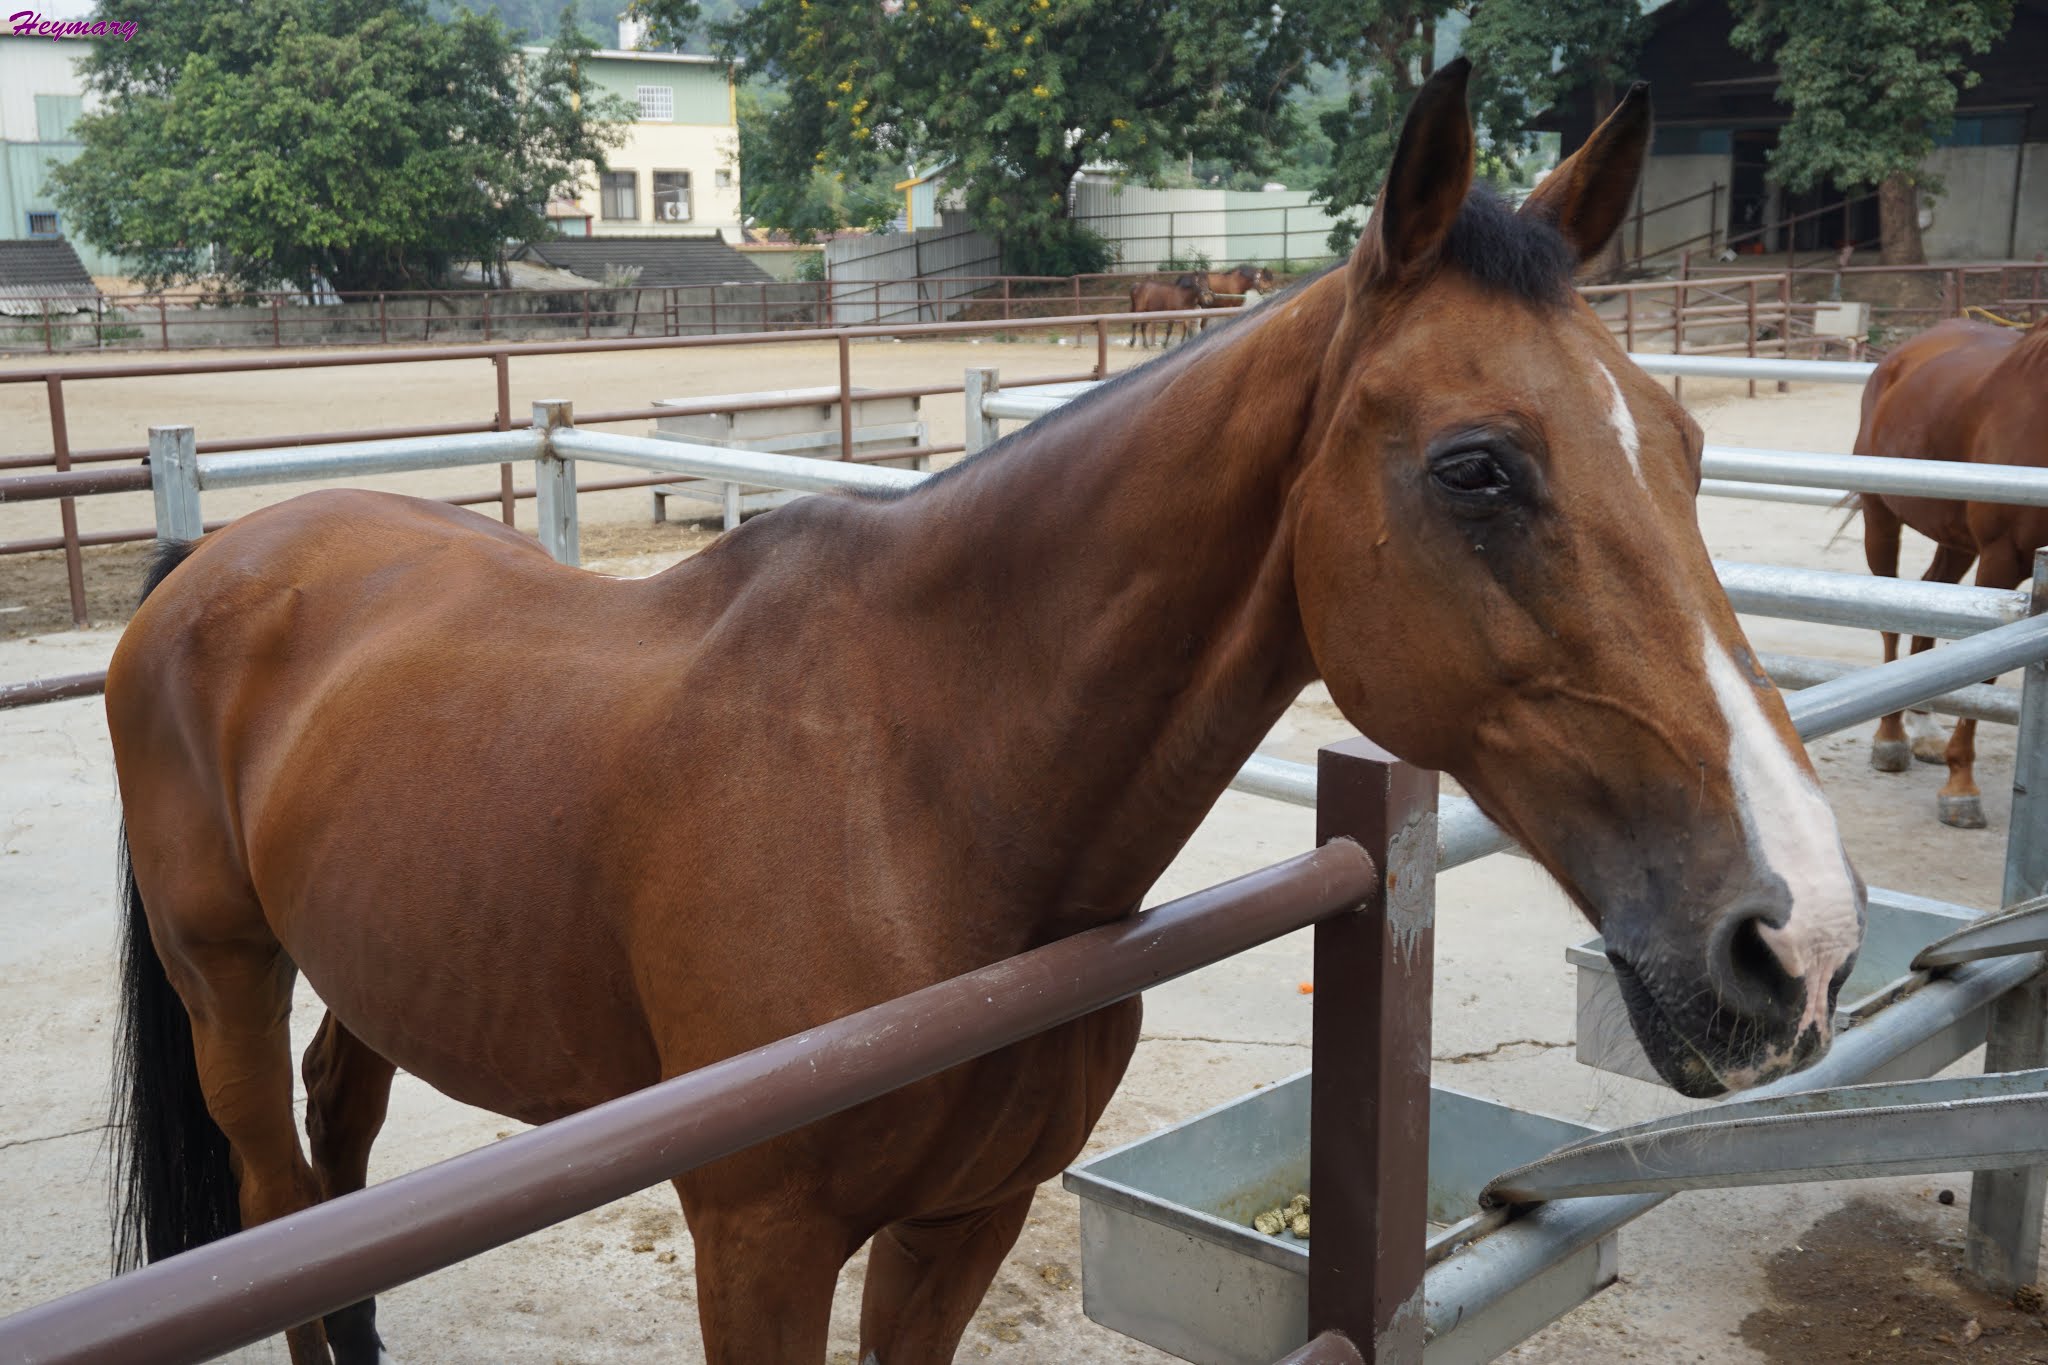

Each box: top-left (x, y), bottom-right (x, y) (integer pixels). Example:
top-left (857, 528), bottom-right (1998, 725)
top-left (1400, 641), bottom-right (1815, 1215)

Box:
top-left (0, 350), bottom-right (2039, 1364)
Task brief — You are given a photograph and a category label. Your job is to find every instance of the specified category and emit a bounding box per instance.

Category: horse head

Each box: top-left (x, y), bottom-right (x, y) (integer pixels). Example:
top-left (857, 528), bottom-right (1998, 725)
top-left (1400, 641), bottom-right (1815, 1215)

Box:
top-left (1289, 60), bottom-right (1863, 1097)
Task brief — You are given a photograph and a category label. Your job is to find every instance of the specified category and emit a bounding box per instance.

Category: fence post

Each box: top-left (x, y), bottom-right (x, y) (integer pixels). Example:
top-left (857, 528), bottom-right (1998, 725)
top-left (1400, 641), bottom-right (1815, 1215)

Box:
top-left (1745, 279), bottom-right (1758, 398)
top-left (482, 292), bottom-right (492, 344)
top-left (42, 303), bottom-right (52, 353)
top-left (531, 400), bottom-right (578, 567)
top-left (47, 376), bottom-right (87, 626)
top-left (271, 295), bottom-right (281, 348)
top-left (1624, 289), bottom-right (1636, 352)
top-left (158, 298), bottom-right (168, 351)
top-left (1167, 211), bottom-right (1176, 270)
top-left (493, 353), bottom-right (515, 526)
top-left (582, 290), bottom-right (592, 340)
top-left (1310, 740), bottom-right (1438, 1363)
top-left (1777, 273), bottom-right (1793, 391)
top-left (838, 334), bottom-right (854, 459)
top-left (1672, 257), bottom-right (1688, 402)
top-left (1094, 317), bottom-right (1108, 380)
top-left (149, 424), bottom-right (203, 543)
top-left (1967, 548), bottom-right (2048, 1294)
top-left (963, 367), bottom-right (1001, 456)
top-left (1709, 183), bottom-right (1721, 254)
top-left (378, 293), bottom-right (388, 345)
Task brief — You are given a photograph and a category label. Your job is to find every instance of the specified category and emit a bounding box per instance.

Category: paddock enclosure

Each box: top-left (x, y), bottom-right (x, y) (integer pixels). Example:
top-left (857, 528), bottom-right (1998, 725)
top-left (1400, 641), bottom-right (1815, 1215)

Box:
top-left (3, 326), bottom-right (2048, 1363)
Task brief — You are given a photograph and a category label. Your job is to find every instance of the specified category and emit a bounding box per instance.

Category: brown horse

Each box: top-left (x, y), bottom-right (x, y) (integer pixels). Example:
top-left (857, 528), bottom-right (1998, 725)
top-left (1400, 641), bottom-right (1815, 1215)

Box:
top-left (1203, 262), bottom-right (1277, 299)
top-left (107, 63), bottom-right (1864, 1365)
top-left (1855, 316), bottom-right (2048, 827)
top-left (1126, 273), bottom-right (1214, 347)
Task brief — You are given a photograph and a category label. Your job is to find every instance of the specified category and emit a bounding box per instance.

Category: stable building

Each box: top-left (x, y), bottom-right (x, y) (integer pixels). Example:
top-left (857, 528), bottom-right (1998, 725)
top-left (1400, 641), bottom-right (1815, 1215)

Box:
top-left (1539, 0), bottom-right (2048, 263)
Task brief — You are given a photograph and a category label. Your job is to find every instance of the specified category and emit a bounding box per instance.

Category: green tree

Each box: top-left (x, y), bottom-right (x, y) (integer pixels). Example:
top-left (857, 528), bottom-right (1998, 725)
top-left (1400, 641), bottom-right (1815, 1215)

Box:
top-left (1729, 0), bottom-right (2015, 265)
top-left (733, 82), bottom-right (897, 240)
top-left (1290, 0), bottom-right (1457, 253)
top-left (50, 0), bottom-right (631, 293)
top-left (635, 0), bottom-right (1307, 272)
top-left (1460, 0), bottom-right (1650, 277)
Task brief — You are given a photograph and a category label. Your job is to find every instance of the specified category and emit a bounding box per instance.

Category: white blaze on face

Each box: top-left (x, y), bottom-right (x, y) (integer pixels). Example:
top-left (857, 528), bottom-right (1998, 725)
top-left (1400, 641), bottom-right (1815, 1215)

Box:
top-left (1596, 361), bottom-right (1646, 489)
top-left (1700, 624), bottom-right (1862, 1037)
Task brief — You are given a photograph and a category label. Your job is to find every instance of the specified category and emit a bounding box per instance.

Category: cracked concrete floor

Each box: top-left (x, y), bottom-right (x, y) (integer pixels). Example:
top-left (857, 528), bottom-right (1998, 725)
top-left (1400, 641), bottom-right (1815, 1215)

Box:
top-left (2, 376), bottom-right (2040, 1363)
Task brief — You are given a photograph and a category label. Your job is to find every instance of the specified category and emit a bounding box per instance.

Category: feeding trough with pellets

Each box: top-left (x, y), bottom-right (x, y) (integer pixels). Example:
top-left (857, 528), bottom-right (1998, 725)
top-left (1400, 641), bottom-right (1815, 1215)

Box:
top-left (1062, 1071), bottom-right (1615, 1365)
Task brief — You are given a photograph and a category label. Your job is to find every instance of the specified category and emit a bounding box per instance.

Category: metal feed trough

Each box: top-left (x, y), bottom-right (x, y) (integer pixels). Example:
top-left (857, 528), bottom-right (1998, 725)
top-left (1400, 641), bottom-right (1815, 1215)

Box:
top-left (646, 387), bottom-right (930, 528)
top-left (1064, 1077), bottom-right (1610, 1365)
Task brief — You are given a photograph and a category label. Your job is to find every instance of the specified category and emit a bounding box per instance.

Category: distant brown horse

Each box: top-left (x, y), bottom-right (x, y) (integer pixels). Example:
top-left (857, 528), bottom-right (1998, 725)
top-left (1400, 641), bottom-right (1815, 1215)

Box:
top-left (1855, 316), bottom-right (2048, 827)
top-left (1202, 262), bottom-right (1277, 299)
top-left (1126, 273), bottom-right (1214, 347)
top-left (107, 64), bottom-right (1864, 1365)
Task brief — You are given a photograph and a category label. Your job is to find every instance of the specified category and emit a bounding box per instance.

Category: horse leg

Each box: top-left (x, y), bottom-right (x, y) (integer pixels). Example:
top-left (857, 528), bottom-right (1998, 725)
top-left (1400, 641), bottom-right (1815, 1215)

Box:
top-left (1909, 543), bottom-right (1977, 765)
top-left (303, 1012), bottom-right (399, 1364)
top-left (1939, 548), bottom-right (2028, 829)
top-left (1862, 497), bottom-right (1913, 771)
top-left (681, 1181), bottom-right (856, 1365)
top-left (179, 941), bottom-right (333, 1365)
top-left (858, 1189), bottom-right (1036, 1365)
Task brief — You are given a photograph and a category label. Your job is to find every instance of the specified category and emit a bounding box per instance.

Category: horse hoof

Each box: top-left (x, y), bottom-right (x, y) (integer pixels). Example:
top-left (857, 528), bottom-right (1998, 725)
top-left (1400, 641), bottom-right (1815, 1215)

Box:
top-left (1871, 740), bottom-right (1911, 772)
top-left (1911, 739), bottom-right (1948, 765)
top-left (1938, 795), bottom-right (1987, 829)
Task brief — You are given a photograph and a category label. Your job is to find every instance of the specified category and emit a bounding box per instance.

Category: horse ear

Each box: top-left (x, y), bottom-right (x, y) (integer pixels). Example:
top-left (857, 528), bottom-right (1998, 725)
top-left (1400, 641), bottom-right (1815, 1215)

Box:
top-left (1352, 58), bottom-right (1475, 287)
top-left (1518, 83), bottom-right (1652, 265)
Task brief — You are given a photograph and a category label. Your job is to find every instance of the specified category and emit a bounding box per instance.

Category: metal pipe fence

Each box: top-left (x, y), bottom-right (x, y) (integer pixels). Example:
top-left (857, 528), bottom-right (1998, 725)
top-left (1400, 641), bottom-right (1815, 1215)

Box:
top-left (0, 834), bottom-right (1393, 1365)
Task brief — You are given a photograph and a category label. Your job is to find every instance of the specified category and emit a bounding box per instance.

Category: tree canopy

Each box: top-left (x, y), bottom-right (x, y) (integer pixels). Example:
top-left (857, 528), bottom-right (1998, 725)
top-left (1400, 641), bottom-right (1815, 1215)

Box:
top-left (51, 0), bottom-right (631, 293)
top-left (638, 0), bottom-right (1306, 271)
top-left (1730, 0), bottom-right (2014, 263)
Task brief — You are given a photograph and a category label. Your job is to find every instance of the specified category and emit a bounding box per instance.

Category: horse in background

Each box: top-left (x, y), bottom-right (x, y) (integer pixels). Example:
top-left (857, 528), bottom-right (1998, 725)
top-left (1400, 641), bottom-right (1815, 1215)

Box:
top-left (1126, 273), bottom-right (1215, 347)
top-left (1854, 316), bottom-right (2048, 827)
top-left (1202, 263), bottom-right (1276, 299)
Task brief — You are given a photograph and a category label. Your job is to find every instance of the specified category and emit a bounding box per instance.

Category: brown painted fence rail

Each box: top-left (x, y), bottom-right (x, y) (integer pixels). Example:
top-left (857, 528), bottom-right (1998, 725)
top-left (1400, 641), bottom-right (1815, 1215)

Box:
top-left (0, 802), bottom-right (1419, 1365)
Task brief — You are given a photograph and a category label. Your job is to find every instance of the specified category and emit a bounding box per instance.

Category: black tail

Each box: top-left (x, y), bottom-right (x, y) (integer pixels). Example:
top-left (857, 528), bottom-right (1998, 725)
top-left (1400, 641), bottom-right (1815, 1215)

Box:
top-left (111, 537), bottom-right (238, 1272)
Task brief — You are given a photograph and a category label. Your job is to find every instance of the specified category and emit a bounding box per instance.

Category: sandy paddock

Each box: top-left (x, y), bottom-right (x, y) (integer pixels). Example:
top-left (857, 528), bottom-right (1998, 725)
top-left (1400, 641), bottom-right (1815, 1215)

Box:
top-left (0, 338), bottom-right (2038, 1364)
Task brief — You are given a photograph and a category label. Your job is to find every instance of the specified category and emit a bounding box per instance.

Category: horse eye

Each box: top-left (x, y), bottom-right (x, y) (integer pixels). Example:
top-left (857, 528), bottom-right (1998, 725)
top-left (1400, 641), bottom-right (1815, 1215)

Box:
top-left (1430, 449), bottom-right (1513, 499)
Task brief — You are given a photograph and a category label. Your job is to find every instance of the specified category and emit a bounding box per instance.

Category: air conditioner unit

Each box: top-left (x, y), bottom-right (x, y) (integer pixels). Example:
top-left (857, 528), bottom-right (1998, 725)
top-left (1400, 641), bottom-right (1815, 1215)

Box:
top-left (662, 202), bottom-right (686, 221)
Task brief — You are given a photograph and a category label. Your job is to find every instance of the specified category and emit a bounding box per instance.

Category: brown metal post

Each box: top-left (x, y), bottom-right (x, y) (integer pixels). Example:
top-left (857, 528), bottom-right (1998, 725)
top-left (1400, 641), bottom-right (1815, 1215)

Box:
top-left (1624, 289), bottom-right (1636, 351)
top-left (1095, 317), bottom-right (1107, 379)
top-left (43, 304), bottom-right (52, 353)
top-left (1310, 741), bottom-right (1438, 1363)
top-left (158, 299), bottom-right (168, 351)
top-left (1709, 183), bottom-right (1721, 254)
top-left (1746, 279), bottom-right (1758, 398)
top-left (271, 295), bottom-right (281, 348)
top-left (493, 353), bottom-right (514, 525)
top-left (710, 289), bottom-right (718, 336)
top-left (47, 376), bottom-right (88, 626)
top-left (1672, 272), bottom-right (1687, 403)
top-left (482, 292), bottom-right (492, 344)
top-left (582, 290), bottom-right (591, 340)
top-left (1778, 273), bottom-right (1793, 391)
top-left (1002, 277), bottom-right (1012, 321)
top-left (837, 334), bottom-right (854, 459)
top-left (378, 294), bottom-right (388, 345)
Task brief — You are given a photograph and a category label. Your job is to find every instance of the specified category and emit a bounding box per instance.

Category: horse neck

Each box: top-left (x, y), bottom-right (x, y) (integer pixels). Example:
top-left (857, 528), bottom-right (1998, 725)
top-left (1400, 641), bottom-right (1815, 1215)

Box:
top-left (874, 281), bottom-right (1345, 925)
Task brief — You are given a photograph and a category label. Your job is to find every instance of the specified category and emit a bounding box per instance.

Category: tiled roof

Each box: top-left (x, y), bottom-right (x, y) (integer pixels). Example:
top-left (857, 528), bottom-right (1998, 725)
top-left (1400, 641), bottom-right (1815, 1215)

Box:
top-left (515, 236), bottom-right (773, 288)
top-left (0, 240), bottom-right (100, 316)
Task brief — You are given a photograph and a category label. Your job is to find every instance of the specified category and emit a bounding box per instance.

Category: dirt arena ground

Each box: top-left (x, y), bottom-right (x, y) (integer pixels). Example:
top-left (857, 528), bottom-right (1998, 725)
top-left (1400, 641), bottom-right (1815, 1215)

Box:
top-left (1, 338), bottom-right (2038, 1364)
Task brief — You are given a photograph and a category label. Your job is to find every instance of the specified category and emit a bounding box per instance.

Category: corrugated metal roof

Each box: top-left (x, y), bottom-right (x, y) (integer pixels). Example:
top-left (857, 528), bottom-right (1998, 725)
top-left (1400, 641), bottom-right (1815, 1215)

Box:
top-left (515, 236), bottom-right (774, 288)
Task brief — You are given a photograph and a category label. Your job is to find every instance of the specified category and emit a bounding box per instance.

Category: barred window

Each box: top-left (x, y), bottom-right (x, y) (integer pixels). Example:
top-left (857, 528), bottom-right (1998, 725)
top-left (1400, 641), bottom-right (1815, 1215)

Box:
top-left (636, 85), bottom-right (674, 121)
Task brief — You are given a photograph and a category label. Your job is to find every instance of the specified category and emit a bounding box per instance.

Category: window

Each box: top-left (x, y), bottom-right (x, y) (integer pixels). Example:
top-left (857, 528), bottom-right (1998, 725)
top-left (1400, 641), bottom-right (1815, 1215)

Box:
top-left (1937, 114), bottom-right (2026, 148)
top-left (653, 171), bottom-right (692, 222)
top-left (636, 84), bottom-right (674, 121)
top-left (1651, 127), bottom-right (1733, 158)
top-left (600, 171), bottom-right (639, 221)
top-left (715, 168), bottom-right (733, 189)
top-left (26, 211), bottom-right (60, 238)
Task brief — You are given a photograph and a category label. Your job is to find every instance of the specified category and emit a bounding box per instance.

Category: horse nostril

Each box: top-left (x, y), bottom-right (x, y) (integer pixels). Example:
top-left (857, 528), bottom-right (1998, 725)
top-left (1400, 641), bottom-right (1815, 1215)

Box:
top-left (1712, 907), bottom-right (1801, 1015)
